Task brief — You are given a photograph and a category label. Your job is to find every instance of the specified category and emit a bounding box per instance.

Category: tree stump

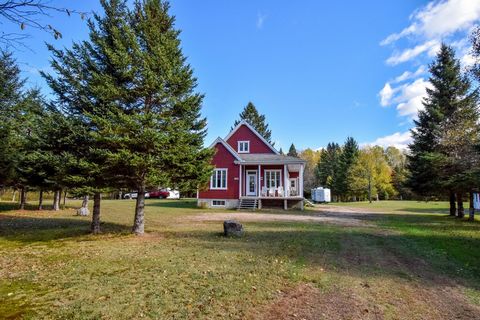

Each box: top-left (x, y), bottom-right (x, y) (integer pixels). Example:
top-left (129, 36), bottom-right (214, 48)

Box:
top-left (223, 220), bottom-right (244, 237)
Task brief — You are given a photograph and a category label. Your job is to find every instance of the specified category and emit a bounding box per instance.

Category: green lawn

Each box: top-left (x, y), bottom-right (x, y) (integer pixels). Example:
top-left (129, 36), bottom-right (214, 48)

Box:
top-left (1, 199), bottom-right (480, 319)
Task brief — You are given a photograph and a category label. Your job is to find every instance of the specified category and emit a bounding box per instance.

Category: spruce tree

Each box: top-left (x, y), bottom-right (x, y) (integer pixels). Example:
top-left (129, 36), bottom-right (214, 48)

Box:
top-left (46, 0), bottom-right (213, 234)
top-left (408, 44), bottom-right (479, 216)
top-left (0, 51), bottom-right (24, 188)
top-left (233, 102), bottom-right (273, 145)
top-left (287, 143), bottom-right (298, 157)
top-left (337, 137), bottom-right (359, 200)
top-left (315, 142), bottom-right (341, 199)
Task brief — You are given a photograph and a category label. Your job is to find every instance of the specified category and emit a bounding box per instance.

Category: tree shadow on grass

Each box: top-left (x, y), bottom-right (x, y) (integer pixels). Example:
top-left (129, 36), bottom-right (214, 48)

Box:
top-left (0, 202), bottom-right (78, 212)
top-left (0, 215), bottom-right (131, 244)
top-left (170, 220), bottom-right (480, 292)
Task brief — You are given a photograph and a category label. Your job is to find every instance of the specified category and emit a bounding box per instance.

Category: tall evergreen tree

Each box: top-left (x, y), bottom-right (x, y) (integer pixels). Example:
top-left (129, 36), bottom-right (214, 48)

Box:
top-left (337, 137), bottom-right (359, 200)
top-left (233, 102), bottom-right (273, 145)
top-left (408, 44), bottom-right (479, 216)
top-left (0, 51), bottom-right (24, 188)
top-left (44, 0), bottom-right (213, 234)
top-left (287, 143), bottom-right (298, 157)
top-left (315, 142), bottom-right (341, 199)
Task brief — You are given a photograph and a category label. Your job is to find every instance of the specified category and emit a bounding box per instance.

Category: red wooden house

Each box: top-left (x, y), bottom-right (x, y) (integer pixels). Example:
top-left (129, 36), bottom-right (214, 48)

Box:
top-left (198, 120), bottom-right (306, 210)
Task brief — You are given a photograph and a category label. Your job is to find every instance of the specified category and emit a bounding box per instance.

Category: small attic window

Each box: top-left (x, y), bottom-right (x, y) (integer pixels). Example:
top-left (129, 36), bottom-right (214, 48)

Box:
top-left (238, 141), bottom-right (250, 153)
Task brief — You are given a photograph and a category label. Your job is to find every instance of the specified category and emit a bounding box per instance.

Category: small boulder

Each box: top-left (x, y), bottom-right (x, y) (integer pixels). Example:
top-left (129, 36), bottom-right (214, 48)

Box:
top-left (77, 207), bottom-right (90, 216)
top-left (223, 220), bottom-right (244, 237)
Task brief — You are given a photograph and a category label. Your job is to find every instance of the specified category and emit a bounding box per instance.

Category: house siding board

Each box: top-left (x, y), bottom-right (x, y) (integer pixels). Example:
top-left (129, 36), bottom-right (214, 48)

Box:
top-left (198, 143), bottom-right (239, 199)
top-left (226, 124), bottom-right (275, 154)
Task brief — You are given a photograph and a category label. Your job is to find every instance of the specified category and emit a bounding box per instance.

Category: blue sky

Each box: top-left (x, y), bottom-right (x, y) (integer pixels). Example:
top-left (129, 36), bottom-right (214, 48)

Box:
top-left (3, 0), bottom-right (480, 151)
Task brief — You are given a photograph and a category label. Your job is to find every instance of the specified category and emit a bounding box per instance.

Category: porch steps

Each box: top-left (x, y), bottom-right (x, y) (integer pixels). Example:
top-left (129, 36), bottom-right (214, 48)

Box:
top-left (303, 199), bottom-right (315, 207)
top-left (238, 198), bottom-right (258, 210)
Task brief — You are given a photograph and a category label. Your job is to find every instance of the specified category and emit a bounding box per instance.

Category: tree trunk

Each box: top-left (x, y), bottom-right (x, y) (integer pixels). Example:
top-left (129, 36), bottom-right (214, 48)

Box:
top-left (81, 195), bottom-right (89, 208)
top-left (19, 187), bottom-right (26, 210)
top-left (38, 190), bottom-right (43, 210)
top-left (91, 192), bottom-right (101, 234)
top-left (456, 192), bottom-right (464, 218)
top-left (132, 184), bottom-right (146, 235)
top-left (368, 177), bottom-right (372, 203)
top-left (469, 192), bottom-right (475, 222)
top-left (62, 190), bottom-right (67, 209)
top-left (449, 191), bottom-right (456, 216)
top-left (53, 190), bottom-right (61, 211)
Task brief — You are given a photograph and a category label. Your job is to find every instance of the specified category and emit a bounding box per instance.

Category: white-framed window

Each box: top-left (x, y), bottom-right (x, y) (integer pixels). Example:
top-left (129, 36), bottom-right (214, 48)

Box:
top-left (238, 141), bottom-right (250, 153)
top-left (212, 200), bottom-right (226, 207)
top-left (264, 170), bottom-right (281, 189)
top-left (210, 168), bottom-right (228, 190)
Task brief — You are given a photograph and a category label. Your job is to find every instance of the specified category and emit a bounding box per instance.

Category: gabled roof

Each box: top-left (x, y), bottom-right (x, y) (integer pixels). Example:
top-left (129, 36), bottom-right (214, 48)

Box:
top-left (209, 137), bottom-right (243, 161)
top-left (224, 120), bottom-right (279, 154)
top-left (235, 153), bottom-right (306, 164)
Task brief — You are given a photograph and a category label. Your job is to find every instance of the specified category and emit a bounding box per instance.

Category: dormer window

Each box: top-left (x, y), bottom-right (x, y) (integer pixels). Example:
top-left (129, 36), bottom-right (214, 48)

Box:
top-left (238, 141), bottom-right (250, 153)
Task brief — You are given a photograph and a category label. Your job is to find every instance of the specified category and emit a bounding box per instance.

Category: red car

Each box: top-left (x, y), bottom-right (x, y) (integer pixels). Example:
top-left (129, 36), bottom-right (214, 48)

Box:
top-left (148, 189), bottom-right (170, 199)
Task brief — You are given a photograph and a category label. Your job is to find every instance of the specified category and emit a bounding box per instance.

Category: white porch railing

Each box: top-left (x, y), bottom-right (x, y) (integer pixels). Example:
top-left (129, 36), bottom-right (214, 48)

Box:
top-left (258, 186), bottom-right (300, 198)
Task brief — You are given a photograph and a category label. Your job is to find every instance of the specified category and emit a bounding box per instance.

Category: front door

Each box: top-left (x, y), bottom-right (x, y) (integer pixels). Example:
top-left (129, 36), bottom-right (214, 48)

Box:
top-left (246, 172), bottom-right (257, 196)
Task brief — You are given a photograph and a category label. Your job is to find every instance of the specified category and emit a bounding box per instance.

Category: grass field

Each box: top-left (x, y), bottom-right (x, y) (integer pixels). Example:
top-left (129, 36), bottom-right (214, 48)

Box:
top-left (1, 199), bottom-right (480, 319)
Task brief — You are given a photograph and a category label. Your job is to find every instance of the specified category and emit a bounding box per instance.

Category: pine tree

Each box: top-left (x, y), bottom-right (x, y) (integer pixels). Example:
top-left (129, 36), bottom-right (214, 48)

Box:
top-left (315, 142), bottom-right (341, 199)
top-left (233, 102), bottom-right (273, 145)
top-left (14, 90), bottom-right (50, 210)
top-left (287, 143), bottom-right (298, 157)
top-left (279, 148), bottom-right (284, 155)
top-left (0, 51), bottom-right (24, 189)
top-left (46, 0), bottom-right (213, 234)
top-left (408, 44), bottom-right (479, 216)
top-left (337, 137), bottom-right (359, 200)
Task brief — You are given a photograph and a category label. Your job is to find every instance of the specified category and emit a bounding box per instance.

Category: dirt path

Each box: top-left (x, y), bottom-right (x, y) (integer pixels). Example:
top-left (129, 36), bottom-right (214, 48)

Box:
top-left (188, 204), bottom-right (378, 227)
top-left (188, 210), bottom-right (367, 227)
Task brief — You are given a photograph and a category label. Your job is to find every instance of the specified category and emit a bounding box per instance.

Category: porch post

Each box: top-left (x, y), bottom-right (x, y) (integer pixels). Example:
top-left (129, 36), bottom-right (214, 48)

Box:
top-left (299, 163), bottom-right (304, 198)
top-left (257, 164), bottom-right (261, 197)
top-left (239, 164), bottom-right (242, 197)
top-left (283, 164), bottom-right (288, 198)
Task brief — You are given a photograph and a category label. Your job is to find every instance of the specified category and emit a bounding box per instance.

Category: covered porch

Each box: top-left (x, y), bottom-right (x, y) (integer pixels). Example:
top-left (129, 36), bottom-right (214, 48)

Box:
top-left (236, 159), bottom-right (305, 210)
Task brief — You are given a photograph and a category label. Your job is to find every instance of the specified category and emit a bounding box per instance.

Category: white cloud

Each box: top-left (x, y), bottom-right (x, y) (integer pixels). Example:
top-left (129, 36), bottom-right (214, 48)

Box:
top-left (379, 83), bottom-right (394, 107)
top-left (381, 0), bottom-right (480, 45)
top-left (256, 12), bottom-right (267, 29)
top-left (363, 131), bottom-right (413, 150)
top-left (379, 78), bottom-right (432, 119)
top-left (392, 65), bottom-right (426, 83)
top-left (379, 0), bottom-right (480, 121)
top-left (386, 40), bottom-right (440, 65)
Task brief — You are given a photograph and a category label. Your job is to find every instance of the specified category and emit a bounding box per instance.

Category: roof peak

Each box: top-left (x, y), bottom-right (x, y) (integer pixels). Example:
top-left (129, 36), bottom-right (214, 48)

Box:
top-left (224, 120), bottom-right (278, 154)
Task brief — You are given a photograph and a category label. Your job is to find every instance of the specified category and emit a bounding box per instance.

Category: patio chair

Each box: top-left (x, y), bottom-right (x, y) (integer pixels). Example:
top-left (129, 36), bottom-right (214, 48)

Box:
top-left (268, 187), bottom-right (275, 197)
top-left (277, 186), bottom-right (284, 197)
top-left (261, 187), bottom-right (267, 197)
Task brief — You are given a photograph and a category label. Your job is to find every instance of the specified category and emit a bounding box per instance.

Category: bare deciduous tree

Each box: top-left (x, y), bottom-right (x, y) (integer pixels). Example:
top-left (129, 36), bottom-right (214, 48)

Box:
top-left (0, 0), bottom-right (87, 47)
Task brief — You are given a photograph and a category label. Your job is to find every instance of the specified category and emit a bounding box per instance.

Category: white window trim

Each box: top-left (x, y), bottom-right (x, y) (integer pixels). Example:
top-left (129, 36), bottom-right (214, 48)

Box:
top-left (264, 169), bottom-right (282, 189)
top-left (246, 170), bottom-right (258, 196)
top-left (211, 200), bottom-right (226, 207)
top-left (237, 141), bottom-right (250, 153)
top-left (210, 168), bottom-right (228, 190)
